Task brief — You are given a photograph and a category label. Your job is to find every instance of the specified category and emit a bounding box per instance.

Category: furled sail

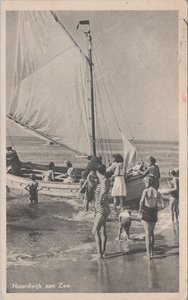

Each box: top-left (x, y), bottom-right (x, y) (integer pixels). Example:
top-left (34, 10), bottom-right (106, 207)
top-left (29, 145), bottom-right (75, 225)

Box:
top-left (8, 11), bottom-right (91, 155)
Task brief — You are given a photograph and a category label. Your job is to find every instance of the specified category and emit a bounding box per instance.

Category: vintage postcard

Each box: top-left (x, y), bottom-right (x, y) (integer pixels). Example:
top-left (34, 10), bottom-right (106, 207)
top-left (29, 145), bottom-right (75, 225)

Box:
top-left (1, 0), bottom-right (187, 299)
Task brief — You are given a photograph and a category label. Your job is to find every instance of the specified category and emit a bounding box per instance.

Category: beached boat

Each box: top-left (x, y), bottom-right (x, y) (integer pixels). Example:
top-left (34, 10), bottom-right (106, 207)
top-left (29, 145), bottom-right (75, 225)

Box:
top-left (7, 11), bottom-right (145, 199)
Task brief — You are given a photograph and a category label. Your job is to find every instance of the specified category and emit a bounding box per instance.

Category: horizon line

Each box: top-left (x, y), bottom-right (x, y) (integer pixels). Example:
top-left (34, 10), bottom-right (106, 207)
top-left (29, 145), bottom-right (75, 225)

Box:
top-left (6, 135), bottom-right (179, 143)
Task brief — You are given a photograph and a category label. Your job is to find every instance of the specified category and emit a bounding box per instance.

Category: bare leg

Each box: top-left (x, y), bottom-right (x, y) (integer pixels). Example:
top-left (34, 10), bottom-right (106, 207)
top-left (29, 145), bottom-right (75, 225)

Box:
top-left (113, 197), bottom-right (118, 211)
top-left (84, 198), bottom-right (89, 212)
top-left (101, 222), bottom-right (107, 257)
top-left (34, 197), bottom-right (38, 205)
top-left (175, 201), bottom-right (179, 222)
top-left (119, 196), bottom-right (124, 211)
top-left (169, 197), bottom-right (175, 223)
top-left (149, 222), bottom-right (156, 257)
top-left (118, 227), bottom-right (123, 241)
top-left (125, 226), bottom-right (130, 240)
top-left (92, 213), bottom-right (105, 258)
top-left (95, 231), bottom-right (102, 258)
top-left (142, 220), bottom-right (150, 259)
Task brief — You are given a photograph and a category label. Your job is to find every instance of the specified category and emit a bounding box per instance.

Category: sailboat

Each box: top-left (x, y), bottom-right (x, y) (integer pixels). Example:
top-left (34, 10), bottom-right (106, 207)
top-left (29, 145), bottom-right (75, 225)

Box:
top-left (7, 11), bottom-right (145, 199)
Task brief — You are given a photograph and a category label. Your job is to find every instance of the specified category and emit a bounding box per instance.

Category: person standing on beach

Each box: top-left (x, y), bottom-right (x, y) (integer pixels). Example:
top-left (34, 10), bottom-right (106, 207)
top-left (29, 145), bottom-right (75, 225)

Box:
top-left (6, 146), bottom-right (21, 175)
top-left (138, 156), bottom-right (160, 190)
top-left (85, 155), bottom-right (102, 177)
top-left (139, 176), bottom-right (165, 260)
top-left (92, 164), bottom-right (110, 259)
top-left (106, 154), bottom-right (126, 211)
top-left (163, 169), bottom-right (179, 224)
top-left (78, 171), bottom-right (97, 213)
top-left (25, 174), bottom-right (43, 206)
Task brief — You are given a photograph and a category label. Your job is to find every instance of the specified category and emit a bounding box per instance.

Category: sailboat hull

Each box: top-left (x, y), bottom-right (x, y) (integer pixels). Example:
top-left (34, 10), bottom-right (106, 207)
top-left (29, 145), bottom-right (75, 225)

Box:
top-left (7, 171), bottom-right (145, 200)
top-left (126, 174), bottom-right (145, 201)
top-left (7, 173), bottom-right (79, 198)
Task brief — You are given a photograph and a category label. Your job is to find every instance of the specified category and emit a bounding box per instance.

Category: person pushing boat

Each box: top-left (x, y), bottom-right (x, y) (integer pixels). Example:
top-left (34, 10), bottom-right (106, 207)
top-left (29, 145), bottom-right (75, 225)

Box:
top-left (106, 154), bottom-right (127, 211)
top-left (138, 156), bottom-right (160, 190)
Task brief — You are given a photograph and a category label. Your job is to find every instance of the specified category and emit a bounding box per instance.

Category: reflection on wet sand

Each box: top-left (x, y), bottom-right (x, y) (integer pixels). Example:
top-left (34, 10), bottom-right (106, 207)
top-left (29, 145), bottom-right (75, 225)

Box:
top-left (172, 223), bottom-right (179, 242)
top-left (97, 260), bottom-right (110, 291)
top-left (147, 260), bottom-right (159, 289)
top-left (7, 191), bottom-right (179, 293)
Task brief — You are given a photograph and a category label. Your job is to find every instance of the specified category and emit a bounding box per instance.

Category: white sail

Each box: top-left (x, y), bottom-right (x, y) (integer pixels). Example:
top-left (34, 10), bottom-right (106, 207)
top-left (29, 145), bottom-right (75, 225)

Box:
top-left (121, 132), bottom-right (136, 170)
top-left (8, 11), bottom-right (91, 155)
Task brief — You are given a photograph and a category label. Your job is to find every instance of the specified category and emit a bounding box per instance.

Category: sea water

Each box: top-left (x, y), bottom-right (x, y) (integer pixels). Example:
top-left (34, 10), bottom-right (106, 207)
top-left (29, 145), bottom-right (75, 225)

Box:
top-left (6, 137), bottom-right (179, 293)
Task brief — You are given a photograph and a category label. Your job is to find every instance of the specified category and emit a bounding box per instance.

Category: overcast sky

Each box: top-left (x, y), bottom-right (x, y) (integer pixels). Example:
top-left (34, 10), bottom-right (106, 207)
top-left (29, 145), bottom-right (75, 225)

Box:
top-left (6, 10), bottom-right (178, 141)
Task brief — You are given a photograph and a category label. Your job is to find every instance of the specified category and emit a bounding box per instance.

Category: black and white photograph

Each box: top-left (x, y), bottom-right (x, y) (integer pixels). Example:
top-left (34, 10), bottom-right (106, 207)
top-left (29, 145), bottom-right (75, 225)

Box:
top-left (1, 0), bottom-right (187, 298)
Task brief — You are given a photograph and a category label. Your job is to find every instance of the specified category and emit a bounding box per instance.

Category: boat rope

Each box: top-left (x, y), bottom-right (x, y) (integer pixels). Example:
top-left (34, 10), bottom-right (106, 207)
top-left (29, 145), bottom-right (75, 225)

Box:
top-left (93, 47), bottom-right (145, 163)
top-left (9, 11), bottom-right (89, 89)
top-left (94, 99), bottom-right (107, 166)
top-left (10, 45), bottom-right (75, 89)
top-left (93, 50), bottom-right (121, 133)
top-left (93, 74), bottom-right (107, 164)
top-left (7, 127), bottom-right (15, 149)
top-left (94, 74), bottom-right (112, 165)
top-left (50, 11), bottom-right (90, 66)
top-left (7, 115), bottom-right (88, 157)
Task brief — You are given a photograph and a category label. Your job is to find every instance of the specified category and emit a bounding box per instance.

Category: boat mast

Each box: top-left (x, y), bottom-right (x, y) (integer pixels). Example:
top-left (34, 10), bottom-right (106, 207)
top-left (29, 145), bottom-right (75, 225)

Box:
top-left (87, 29), bottom-right (96, 156)
top-left (51, 14), bottom-right (97, 156)
top-left (78, 20), bottom-right (96, 156)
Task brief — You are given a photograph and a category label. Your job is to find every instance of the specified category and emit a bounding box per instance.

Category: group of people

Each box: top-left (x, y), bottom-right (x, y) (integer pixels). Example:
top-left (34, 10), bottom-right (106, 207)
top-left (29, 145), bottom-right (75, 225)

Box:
top-left (78, 154), bottom-right (179, 261)
top-left (42, 160), bottom-right (75, 183)
top-left (6, 147), bottom-right (179, 261)
top-left (6, 146), bottom-right (76, 184)
top-left (23, 160), bottom-right (76, 206)
top-left (79, 154), bottom-right (127, 214)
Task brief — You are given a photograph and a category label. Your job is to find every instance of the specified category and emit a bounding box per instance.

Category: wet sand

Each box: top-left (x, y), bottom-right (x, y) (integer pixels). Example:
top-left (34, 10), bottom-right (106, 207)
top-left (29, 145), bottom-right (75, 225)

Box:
top-left (7, 189), bottom-right (179, 293)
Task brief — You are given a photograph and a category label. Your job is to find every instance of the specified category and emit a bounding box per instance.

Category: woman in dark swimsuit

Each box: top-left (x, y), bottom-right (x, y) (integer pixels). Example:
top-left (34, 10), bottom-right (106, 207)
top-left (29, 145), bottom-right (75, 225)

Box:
top-left (139, 176), bottom-right (165, 260)
top-left (92, 164), bottom-right (110, 259)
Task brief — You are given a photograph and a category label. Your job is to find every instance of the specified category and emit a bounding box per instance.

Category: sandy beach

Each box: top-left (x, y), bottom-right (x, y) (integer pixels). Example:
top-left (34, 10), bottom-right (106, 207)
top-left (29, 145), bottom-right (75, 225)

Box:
top-left (5, 138), bottom-right (179, 293)
top-left (7, 188), bottom-right (179, 293)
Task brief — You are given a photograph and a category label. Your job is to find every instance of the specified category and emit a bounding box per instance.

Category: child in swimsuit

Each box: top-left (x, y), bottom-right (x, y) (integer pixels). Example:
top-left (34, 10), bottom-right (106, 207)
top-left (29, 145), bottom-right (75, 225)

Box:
top-left (118, 208), bottom-right (132, 241)
top-left (79, 171), bottom-right (96, 213)
top-left (25, 174), bottom-right (43, 206)
top-left (139, 176), bottom-right (165, 260)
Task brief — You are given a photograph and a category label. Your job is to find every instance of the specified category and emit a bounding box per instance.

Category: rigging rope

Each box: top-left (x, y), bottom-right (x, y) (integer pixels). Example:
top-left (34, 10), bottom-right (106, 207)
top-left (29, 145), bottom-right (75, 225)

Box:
top-left (93, 46), bottom-right (145, 163)
top-left (50, 11), bottom-right (90, 65)
top-left (7, 115), bottom-right (88, 157)
top-left (12, 46), bottom-right (75, 88)
top-left (10, 11), bottom-right (89, 93)
top-left (94, 74), bottom-right (112, 165)
top-left (93, 49), bottom-right (121, 133)
top-left (7, 127), bottom-right (15, 149)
